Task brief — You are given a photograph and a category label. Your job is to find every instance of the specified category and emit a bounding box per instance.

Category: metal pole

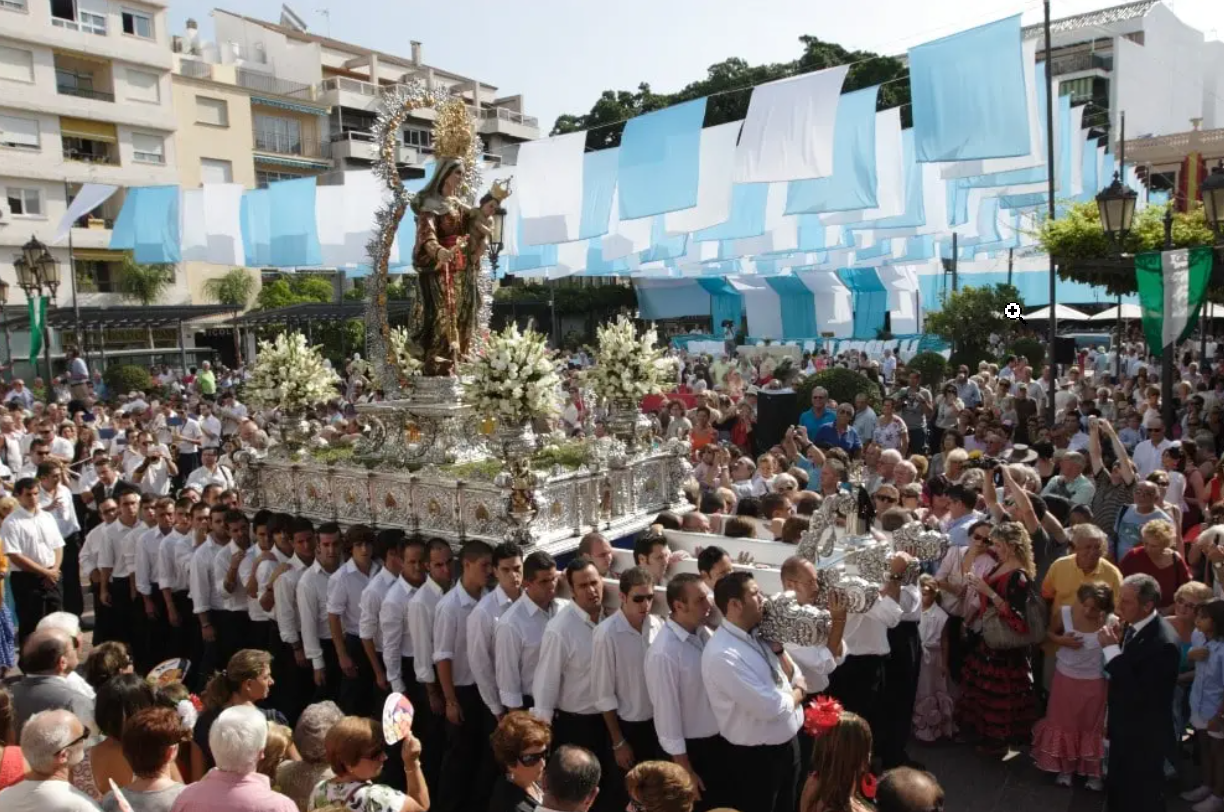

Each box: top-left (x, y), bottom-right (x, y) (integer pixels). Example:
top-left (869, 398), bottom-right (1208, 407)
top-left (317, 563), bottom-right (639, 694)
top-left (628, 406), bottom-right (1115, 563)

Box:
top-left (65, 180), bottom-right (86, 370)
top-left (1162, 207), bottom-right (1176, 429)
top-left (43, 292), bottom-right (53, 392)
top-left (178, 320), bottom-right (188, 378)
top-left (951, 233), bottom-right (959, 292)
top-left (1007, 247), bottom-right (1014, 287)
top-left (1043, 0), bottom-right (1058, 426)
top-left (0, 304), bottom-right (9, 370)
top-left (1116, 112), bottom-right (1126, 384)
top-left (1115, 290), bottom-right (1123, 380)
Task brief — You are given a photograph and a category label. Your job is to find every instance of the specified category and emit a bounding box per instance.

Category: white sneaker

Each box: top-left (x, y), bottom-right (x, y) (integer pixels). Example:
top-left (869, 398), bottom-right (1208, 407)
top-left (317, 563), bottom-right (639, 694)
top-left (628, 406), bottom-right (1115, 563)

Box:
top-left (1055, 773), bottom-right (1073, 787)
top-left (1191, 795), bottom-right (1224, 812)
top-left (1184, 786), bottom-right (1214, 803)
top-left (1085, 777), bottom-right (1104, 792)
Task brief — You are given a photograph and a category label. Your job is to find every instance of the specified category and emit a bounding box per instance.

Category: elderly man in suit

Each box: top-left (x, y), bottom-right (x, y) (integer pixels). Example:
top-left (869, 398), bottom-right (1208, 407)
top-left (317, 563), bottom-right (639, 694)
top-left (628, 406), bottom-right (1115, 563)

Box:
top-left (1098, 573), bottom-right (1180, 812)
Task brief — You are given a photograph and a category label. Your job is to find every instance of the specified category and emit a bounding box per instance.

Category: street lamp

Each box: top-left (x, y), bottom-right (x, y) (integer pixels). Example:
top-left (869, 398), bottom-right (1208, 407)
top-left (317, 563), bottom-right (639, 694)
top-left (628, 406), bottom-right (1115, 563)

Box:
top-left (17, 234), bottom-right (60, 385)
top-left (1203, 160), bottom-right (1224, 244)
top-left (0, 276), bottom-right (9, 367)
top-left (1096, 171), bottom-right (1138, 251)
top-left (486, 206), bottom-right (507, 272)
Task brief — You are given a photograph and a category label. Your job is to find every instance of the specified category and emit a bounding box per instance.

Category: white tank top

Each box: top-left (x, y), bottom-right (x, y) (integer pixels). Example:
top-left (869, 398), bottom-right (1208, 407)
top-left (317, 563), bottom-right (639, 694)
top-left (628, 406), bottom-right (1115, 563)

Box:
top-left (1055, 604), bottom-right (1105, 680)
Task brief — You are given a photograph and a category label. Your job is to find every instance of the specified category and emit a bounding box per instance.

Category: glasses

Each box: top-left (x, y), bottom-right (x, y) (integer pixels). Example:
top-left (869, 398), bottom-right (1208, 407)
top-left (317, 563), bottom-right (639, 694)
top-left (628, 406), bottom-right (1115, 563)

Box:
top-left (875, 495), bottom-right (897, 504)
top-left (971, 533), bottom-right (991, 542)
top-left (58, 730), bottom-right (90, 752)
top-left (518, 749), bottom-right (549, 767)
top-left (361, 749), bottom-right (388, 762)
top-left (629, 594), bottom-right (653, 604)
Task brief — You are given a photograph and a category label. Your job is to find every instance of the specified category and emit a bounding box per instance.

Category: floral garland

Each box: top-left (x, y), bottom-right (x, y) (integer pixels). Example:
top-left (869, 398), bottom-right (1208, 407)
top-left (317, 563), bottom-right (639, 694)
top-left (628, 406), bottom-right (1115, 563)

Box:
top-left (388, 326), bottom-right (423, 379)
top-left (461, 322), bottom-right (561, 423)
top-left (244, 331), bottom-right (340, 414)
top-left (587, 315), bottom-right (674, 403)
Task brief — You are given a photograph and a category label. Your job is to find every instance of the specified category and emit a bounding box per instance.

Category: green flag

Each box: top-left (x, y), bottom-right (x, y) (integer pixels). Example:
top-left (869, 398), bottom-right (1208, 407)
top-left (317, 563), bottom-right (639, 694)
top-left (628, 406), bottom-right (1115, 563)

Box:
top-left (1135, 246), bottom-right (1214, 358)
top-left (27, 295), bottom-right (47, 363)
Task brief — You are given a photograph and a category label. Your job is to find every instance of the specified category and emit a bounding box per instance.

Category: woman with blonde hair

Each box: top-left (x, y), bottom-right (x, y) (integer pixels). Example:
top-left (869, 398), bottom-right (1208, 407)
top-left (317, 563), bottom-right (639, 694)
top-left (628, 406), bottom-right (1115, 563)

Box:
top-left (1119, 519), bottom-right (1190, 611)
top-left (960, 521), bottom-right (1039, 756)
top-left (626, 760), bottom-right (696, 812)
top-left (194, 649), bottom-right (289, 769)
top-left (278, 701), bottom-right (344, 812)
top-left (799, 707), bottom-right (874, 812)
top-left (258, 722), bottom-right (297, 785)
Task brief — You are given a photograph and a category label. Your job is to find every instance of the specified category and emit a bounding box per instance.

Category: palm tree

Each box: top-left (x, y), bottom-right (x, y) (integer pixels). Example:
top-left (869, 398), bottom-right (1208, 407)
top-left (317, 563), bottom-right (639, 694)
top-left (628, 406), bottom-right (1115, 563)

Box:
top-left (117, 257), bottom-right (175, 347)
top-left (203, 268), bottom-right (257, 366)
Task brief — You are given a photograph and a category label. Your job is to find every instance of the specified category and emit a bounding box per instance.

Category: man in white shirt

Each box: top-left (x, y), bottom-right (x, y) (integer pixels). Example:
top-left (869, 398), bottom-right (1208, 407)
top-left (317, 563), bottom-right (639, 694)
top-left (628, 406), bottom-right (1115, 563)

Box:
top-left (495, 551), bottom-right (564, 715)
top-left (0, 709), bottom-right (97, 812)
top-left (593, 566), bottom-right (664, 799)
top-left (198, 402), bottom-right (222, 450)
top-left (36, 462), bottom-right (81, 618)
top-left (211, 509), bottom-right (253, 666)
top-left (131, 432), bottom-right (177, 496)
top-left (79, 498), bottom-right (116, 637)
top-left (433, 540), bottom-right (494, 812)
top-left (272, 517), bottom-right (315, 722)
top-left (216, 392), bottom-right (248, 438)
top-left (298, 521), bottom-right (343, 700)
top-left (533, 558), bottom-right (608, 797)
top-left (3, 476), bottom-right (66, 646)
top-left (327, 526), bottom-right (381, 717)
top-left (0, 414), bottom-right (23, 473)
top-left (378, 535), bottom-right (429, 789)
top-left (98, 486), bottom-right (143, 650)
top-left (1133, 415), bottom-right (1172, 480)
top-left (359, 530), bottom-right (402, 696)
top-left (240, 511), bottom-right (286, 658)
top-left (186, 446), bottom-right (234, 492)
top-left (406, 538), bottom-right (453, 788)
top-left (467, 541), bottom-right (523, 721)
top-left (157, 498), bottom-right (199, 663)
top-left (134, 496), bottom-right (175, 671)
top-left (702, 571), bottom-right (804, 812)
top-left (189, 502), bottom-right (228, 688)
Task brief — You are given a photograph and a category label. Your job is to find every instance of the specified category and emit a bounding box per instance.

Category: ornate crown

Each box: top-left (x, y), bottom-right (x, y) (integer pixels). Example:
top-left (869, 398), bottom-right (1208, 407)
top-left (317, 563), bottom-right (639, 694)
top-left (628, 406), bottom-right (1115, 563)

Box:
top-left (433, 98), bottom-right (475, 160)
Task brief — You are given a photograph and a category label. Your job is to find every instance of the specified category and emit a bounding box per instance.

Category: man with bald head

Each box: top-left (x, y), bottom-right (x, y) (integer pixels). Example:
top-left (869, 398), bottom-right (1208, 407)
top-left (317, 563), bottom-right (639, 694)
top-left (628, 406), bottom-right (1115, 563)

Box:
top-left (0, 709), bottom-right (95, 811)
top-left (10, 629), bottom-right (94, 735)
top-left (577, 532), bottom-right (615, 577)
top-left (876, 767), bottom-right (944, 812)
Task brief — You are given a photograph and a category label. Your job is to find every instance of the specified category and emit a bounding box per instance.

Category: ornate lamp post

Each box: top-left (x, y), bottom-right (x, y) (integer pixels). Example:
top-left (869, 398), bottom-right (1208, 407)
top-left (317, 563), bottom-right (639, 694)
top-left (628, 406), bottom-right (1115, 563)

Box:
top-left (16, 235), bottom-right (60, 386)
top-left (486, 205), bottom-right (507, 272)
top-left (0, 276), bottom-right (10, 368)
top-left (1096, 170), bottom-right (1137, 383)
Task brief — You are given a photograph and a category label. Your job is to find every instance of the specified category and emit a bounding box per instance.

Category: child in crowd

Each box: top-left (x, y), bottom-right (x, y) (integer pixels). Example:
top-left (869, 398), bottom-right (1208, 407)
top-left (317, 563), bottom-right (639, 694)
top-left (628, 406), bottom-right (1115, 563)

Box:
top-left (913, 574), bottom-right (956, 742)
top-left (1182, 598), bottom-right (1224, 811)
top-left (1032, 581), bottom-right (1113, 791)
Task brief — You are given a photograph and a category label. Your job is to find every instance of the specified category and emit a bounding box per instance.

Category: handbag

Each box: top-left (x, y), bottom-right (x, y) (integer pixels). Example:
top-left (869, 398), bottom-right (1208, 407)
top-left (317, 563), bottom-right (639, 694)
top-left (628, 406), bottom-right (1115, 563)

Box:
top-left (980, 576), bottom-right (1047, 650)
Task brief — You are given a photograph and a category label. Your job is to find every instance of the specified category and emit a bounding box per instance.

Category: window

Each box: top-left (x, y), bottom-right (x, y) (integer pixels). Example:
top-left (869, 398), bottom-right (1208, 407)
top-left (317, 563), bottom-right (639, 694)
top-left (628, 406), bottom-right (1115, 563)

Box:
top-left (0, 46), bottom-right (33, 83)
top-left (200, 158), bottom-right (233, 184)
top-left (253, 114), bottom-right (301, 154)
top-left (50, 0), bottom-right (106, 34)
top-left (256, 169), bottom-right (301, 188)
top-left (75, 259), bottom-right (118, 293)
top-left (195, 95), bottom-right (228, 127)
top-left (0, 113), bottom-right (39, 149)
top-left (121, 8), bottom-right (152, 39)
top-left (403, 127), bottom-right (433, 149)
top-left (0, 0), bottom-right (27, 11)
top-left (125, 68), bottom-right (160, 103)
top-left (131, 132), bottom-right (163, 163)
top-left (6, 186), bottom-right (42, 217)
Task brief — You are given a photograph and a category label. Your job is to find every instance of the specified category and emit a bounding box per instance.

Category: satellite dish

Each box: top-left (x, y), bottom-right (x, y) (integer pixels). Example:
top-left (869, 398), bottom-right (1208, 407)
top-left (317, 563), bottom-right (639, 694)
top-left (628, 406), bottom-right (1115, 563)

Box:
top-left (279, 3), bottom-right (308, 32)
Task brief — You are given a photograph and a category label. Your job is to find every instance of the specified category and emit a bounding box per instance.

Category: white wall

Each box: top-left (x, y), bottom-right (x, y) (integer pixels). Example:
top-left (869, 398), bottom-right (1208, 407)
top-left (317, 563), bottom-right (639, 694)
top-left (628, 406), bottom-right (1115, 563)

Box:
top-left (0, 0), bottom-right (171, 71)
top-left (1203, 42), bottom-right (1224, 131)
top-left (1115, 5), bottom-right (1206, 139)
top-left (212, 11), bottom-right (322, 86)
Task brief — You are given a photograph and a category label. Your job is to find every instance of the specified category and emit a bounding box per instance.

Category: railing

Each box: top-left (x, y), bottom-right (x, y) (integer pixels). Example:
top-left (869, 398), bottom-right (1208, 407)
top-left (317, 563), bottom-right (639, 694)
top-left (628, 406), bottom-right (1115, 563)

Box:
top-left (1047, 51), bottom-right (1112, 76)
top-left (74, 214), bottom-right (114, 229)
top-left (226, 43), bottom-right (266, 65)
top-left (177, 60), bottom-right (212, 80)
top-left (51, 13), bottom-right (106, 35)
top-left (237, 68), bottom-right (314, 100)
top-left (319, 77), bottom-right (379, 97)
top-left (252, 129), bottom-right (331, 159)
top-left (63, 149), bottom-right (117, 165)
top-left (477, 107), bottom-right (539, 129)
top-left (56, 85), bottom-right (114, 102)
top-left (330, 129), bottom-right (377, 143)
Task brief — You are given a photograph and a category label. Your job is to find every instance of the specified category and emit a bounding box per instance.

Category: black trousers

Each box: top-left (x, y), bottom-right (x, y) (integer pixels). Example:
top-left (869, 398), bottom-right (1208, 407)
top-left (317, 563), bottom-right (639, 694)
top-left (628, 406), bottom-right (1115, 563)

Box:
top-left (313, 640), bottom-right (343, 703)
top-left (436, 683), bottom-right (496, 812)
top-left (163, 591), bottom-right (197, 663)
top-left (606, 717), bottom-right (661, 811)
top-left (60, 532), bottom-right (83, 617)
top-left (134, 582), bottom-right (168, 673)
top-left (106, 576), bottom-right (136, 652)
top-left (826, 653), bottom-right (886, 742)
top-left (401, 657), bottom-right (443, 791)
top-left (1107, 735), bottom-right (1167, 812)
top-left (221, 609), bottom-right (250, 665)
top-left (339, 633), bottom-right (377, 717)
top-left (881, 620), bottom-right (922, 769)
top-left (686, 734), bottom-right (731, 812)
top-left (276, 641), bottom-right (316, 725)
top-left (11, 570), bottom-right (62, 647)
top-left (553, 710), bottom-right (615, 812)
top-left (722, 737), bottom-right (800, 812)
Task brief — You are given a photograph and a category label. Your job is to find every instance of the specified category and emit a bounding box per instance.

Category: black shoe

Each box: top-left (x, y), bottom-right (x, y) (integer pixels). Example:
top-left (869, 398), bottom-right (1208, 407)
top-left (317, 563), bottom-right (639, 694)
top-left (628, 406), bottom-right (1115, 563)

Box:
top-left (80, 617), bottom-right (96, 632)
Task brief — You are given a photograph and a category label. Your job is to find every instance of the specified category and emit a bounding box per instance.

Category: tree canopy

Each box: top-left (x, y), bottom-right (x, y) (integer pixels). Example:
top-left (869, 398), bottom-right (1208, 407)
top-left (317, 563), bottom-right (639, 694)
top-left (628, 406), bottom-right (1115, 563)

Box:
top-left (552, 36), bottom-right (910, 149)
top-left (922, 284), bottom-right (1024, 360)
top-left (255, 275), bottom-right (334, 310)
top-left (203, 268), bottom-right (258, 310)
top-left (116, 258), bottom-right (175, 306)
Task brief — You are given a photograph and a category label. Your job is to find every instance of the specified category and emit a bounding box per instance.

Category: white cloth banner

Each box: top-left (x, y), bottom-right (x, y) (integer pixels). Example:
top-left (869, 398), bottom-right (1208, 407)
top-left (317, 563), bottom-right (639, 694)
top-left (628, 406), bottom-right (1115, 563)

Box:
top-left (201, 183), bottom-right (246, 266)
top-left (731, 183), bottom-right (798, 257)
top-left (602, 190), bottom-right (654, 261)
top-left (53, 183), bottom-right (120, 244)
top-left (664, 121), bottom-right (741, 235)
top-left (823, 108), bottom-right (905, 225)
top-left (516, 132), bottom-right (587, 246)
top-left (734, 278), bottom-right (785, 339)
top-left (180, 189), bottom-right (207, 262)
top-left (734, 65), bottom-right (849, 183)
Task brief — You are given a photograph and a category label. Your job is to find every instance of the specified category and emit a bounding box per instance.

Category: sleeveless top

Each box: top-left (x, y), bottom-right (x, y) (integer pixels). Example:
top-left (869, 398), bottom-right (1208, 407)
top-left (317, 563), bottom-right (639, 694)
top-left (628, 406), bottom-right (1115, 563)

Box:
top-left (0, 745), bottom-right (24, 790)
top-left (1055, 605), bottom-right (1105, 680)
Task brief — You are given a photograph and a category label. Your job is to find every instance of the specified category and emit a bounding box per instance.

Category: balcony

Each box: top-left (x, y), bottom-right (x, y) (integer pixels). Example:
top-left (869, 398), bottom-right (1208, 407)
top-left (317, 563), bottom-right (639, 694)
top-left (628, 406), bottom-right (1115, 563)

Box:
top-left (63, 147), bottom-right (118, 165)
top-left (253, 129), bottom-right (331, 160)
top-left (55, 56), bottom-right (115, 104)
top-left (177, 60), bottom-right (213, 80)
top-left (57, 85), bottom-right (114, 102)
top-left (329, 130), bottom-right (425, 165)
top-left (1046, 51), bottom-right (1112, 77)
top-left (476, 106), bottom-right (540, 140)
top-left (236, 68), bottom-right (315, 101)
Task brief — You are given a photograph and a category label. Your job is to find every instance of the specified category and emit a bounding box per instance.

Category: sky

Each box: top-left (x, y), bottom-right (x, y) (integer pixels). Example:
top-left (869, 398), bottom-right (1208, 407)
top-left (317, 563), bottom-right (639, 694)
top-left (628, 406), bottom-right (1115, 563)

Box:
top-left (167, 0), bottom-right (1224, 131)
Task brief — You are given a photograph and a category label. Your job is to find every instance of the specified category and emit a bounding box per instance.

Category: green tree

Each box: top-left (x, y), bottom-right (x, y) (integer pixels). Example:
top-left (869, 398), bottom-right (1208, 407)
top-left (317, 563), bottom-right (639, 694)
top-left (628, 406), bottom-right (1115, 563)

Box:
top-left (203, 268), bottom-right (258, 367)
top-left (923, 284), bottom-right (1024, 363)
top-left (117, 257), bottom-right (175, 347)
top-left (255, 275), bottom-right (334, 310)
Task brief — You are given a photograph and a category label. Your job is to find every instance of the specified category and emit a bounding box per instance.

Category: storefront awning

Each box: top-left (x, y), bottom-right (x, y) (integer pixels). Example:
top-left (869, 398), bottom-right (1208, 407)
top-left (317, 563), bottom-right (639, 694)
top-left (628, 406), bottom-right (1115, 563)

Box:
top-left (60, 117), bottom-right (117, 143)
top-left (72, 249), bottom-right (127, 262)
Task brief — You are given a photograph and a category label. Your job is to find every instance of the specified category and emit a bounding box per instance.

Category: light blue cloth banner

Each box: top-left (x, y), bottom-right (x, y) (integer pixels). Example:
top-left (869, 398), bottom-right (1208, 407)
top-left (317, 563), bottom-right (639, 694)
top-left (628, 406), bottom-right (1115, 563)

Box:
top-left (856, 240), bottom-right (894, 261)
top-left (392, 161), bottom-right (435, 269)
top-left (266, 177), bottom-right (322, 266)
top-left (901, 236), bottom-right (935, 260)
top-left (949, 182), bottom-right (970, 227)
top-left (785, 87), bottom-right (879, 215)
top-left (586, 240), bottom-right (634, 275)
top-left (1056, 96), bottom-right (1073, 195)
top-left (696, 277), bottom-right (743, 328)
top-left (917, 271), bottom-right (1132, 310)
top-left (579, 148), bottom-right (619, 239)
top-left (999, 192), bottom-right (1046, 209)
top-left (240, 190), bottom-right (271, 267)
top-left (641, 216), bottom-right (689, 263)
top-left (854, 129), bottom-right (924, 231)
top-left (636, 282), bottom-right (711, 320)
top-left (765, 276), bottom-right (818, 338)
top-left (1078, 137), bottom-right (1100, 203)
top-left (618, 98), bottom-right (707, 219)
top-left (695, 183), bottom-right (770, 242)
top-left (1149, 190), bottom-right (1171, 207)
top-left (909, 15), bottom-right (1030, 162)
top-left (109, 186), bottom-right (181, 264)
top-left (837, 267), bottom-right (889, 337)
top-left (1101, 152), bottom-right (1116, 186)
top-left (797, 215), bottom-right (826, 251)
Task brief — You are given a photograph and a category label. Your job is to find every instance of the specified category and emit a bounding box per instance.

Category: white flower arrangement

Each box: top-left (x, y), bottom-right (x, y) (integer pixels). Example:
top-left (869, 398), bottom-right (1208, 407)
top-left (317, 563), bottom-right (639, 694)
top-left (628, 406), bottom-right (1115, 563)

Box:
top-left (245, 331), bottom-right (341, 414)
top-left (461, 322), bottom-right (561, 423)
top-left (588, 315), bottom-right (673, 402)
top-left (388, 326), bottom-right (422, 377)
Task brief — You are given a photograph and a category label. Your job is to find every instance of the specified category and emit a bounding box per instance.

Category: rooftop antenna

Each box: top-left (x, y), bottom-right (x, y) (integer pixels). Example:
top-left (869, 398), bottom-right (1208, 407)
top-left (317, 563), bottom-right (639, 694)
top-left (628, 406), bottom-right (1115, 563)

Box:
top-left (315, 8), bottom-right (330, 37)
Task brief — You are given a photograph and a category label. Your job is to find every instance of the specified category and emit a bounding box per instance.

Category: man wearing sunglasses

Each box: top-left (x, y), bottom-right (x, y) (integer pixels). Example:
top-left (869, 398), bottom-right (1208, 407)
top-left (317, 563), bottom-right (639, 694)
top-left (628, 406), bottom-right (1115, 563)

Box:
top-left (1132, 412), bottom-right (1171, 480)
top-left (0, 708), bottom-right (94, 812)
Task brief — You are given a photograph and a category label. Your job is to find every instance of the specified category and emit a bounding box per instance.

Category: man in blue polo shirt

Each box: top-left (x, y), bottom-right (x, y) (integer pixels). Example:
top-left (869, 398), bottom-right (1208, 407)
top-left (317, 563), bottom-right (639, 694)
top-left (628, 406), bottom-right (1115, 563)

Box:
top-left (798, 387), bottom-right (837, 436)
top-left (813, 403), bottom-right (862, 457)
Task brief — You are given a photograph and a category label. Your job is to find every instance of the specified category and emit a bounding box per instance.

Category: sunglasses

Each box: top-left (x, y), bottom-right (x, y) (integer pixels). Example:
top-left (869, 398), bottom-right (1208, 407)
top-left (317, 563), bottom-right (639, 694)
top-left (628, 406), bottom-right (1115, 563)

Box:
top-left (518, 749), bottom-right (549, 767)
top-left (361, 749), bottom-right (388, 762)
top-left (971, 533), bottom-right (991, 542)
top-left (629, 594), bottom-right (653, 604)
top-left (58, 730), bottom-right (90, 752)
top-left (875, 495), bottom-right (897, 504)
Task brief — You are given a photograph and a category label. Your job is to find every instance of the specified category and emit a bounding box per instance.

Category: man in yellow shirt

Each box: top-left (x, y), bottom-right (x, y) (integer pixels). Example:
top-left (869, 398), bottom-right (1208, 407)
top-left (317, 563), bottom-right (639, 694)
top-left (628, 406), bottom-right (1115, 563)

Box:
top-left (1039, 523), bottom-right (1122, 690)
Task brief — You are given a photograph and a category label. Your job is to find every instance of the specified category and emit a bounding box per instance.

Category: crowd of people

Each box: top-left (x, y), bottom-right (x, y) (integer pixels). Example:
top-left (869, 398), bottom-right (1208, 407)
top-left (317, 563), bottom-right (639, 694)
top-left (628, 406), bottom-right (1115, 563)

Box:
top-left (4, 332), bottom-right (1224, 812)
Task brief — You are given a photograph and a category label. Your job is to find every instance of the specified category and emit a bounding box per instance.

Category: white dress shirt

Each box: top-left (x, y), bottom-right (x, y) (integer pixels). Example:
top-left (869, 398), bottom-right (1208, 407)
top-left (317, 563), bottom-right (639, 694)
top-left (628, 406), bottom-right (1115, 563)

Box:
top-left (188, 537), bottom-right (226, 614)
top-left (433, 583), bottom-right (484, 687)
top-left (244, 547), bottom-right (290, 622)
top-left (701, 621), bottom-right (803, 746)
top-left (1103, 608), bottom-right (1160, 664)
top-left (532, 601), bottom-right (605, 723)
top-left (592, 610), bottom-right (662, 722)
top-left (380, 576), bottom-right (420, 693)
top-left (186, 463), bottom-right (234, 492)
top-left (298, 560), bottom-right (337, 670)
top-left (840, 594), bottom-right (903, 656)
top-left (1133, 438), bottom-right (1172, 480)
top-left (38, 484), bottom-right (79, 539)
top-left (898, 584), bottom-right (922, 622)
top-left (98, 519), bottom-right (141, 579)
top-left (211, 541), bottom-right (250, 612)
top-left (644, 620), bottom-right (720, 756)
top-left (786, 640), bottom-right (845, 696)
top-left (156, 530), bottom-right (194, 592)
top-left (359, 567), bottom-right (399, 651)
top-left (495, 595), bottom-right (568, 710)
top-left (174, 417), bottom-right (205, 455)
top-left (467, 585), bottom-right (515, 716)
top-left (275, 555), bottom-right (309, 645)
top-left (79, 520), bottom-right (112, 580)
top-left (1, 505), bottom-right (64, 570)
top-left (407, 578), bottom-right (447, 685)
top-left (327, 559), bottom-right (380, 637)
top-left (135, 526), bottom-right (171, 596)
